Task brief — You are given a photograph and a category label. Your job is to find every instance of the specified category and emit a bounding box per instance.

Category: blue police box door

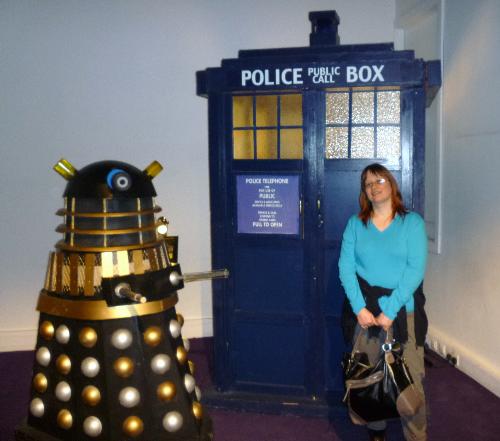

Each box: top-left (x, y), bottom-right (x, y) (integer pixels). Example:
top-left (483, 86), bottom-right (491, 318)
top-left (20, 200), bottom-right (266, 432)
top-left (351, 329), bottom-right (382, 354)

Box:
top-left (197, 11), bottom-right (440, 411)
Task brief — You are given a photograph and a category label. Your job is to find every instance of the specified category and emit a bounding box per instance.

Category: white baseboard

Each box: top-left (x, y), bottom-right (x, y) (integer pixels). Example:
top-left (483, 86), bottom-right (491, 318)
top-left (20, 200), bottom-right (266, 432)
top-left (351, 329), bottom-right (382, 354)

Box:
top-left (427, 324), bottom-right (500, 397)
top-left (179, 317), bottom-right (213, 339)
top-left (0, 318), bottom-right (213, 353)
top-left (0, 328), bottom-right (37, 352)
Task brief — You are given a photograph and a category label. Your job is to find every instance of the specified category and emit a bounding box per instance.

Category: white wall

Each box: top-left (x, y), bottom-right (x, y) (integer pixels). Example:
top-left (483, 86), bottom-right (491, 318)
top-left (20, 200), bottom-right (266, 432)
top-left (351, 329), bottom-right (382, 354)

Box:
top-left (396, 0), bottom-right (500, 396)
top-left (0, 0), bottom-right (396, 351)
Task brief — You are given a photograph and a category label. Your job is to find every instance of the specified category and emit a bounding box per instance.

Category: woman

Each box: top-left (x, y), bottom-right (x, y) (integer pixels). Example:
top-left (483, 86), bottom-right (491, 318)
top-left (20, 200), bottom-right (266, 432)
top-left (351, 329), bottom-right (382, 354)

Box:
top-left (339, 163), bottom-right (428, 441)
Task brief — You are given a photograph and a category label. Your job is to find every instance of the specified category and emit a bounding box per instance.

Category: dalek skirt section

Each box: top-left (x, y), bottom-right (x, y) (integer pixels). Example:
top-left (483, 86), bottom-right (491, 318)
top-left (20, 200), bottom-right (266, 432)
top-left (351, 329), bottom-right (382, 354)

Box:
top-left (15, 160), bottom-right (213, 441)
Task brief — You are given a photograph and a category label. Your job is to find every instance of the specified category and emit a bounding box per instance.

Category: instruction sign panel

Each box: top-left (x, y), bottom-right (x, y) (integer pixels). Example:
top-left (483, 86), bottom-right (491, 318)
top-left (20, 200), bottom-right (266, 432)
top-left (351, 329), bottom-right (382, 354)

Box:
top-left (237, 175), bottom-right (299, 235)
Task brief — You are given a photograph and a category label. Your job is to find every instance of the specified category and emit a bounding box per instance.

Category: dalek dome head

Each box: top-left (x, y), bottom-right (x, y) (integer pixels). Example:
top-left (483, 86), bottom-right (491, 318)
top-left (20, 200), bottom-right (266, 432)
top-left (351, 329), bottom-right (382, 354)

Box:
top-left (56, 159), bottom-right (161, 198)
top-left (53, 159), bottom-right (166, 251)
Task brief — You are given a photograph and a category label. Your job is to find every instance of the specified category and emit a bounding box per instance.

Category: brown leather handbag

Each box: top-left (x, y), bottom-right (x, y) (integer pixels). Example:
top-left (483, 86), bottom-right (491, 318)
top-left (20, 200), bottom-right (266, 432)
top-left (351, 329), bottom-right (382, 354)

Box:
top-left (342, 328), bottom-right (423, 425)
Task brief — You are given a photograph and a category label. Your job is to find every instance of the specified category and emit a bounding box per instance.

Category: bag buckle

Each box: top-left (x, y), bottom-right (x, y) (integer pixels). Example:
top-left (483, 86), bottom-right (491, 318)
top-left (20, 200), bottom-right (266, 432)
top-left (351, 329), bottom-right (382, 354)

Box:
top-left (382, 342), bottom-right (393, 352)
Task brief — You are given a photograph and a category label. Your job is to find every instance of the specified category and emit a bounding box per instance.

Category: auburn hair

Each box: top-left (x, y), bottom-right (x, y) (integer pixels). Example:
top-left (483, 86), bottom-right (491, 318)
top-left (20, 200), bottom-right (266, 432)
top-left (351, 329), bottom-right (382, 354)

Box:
top-left (358, 163), bottom-right (408, 225)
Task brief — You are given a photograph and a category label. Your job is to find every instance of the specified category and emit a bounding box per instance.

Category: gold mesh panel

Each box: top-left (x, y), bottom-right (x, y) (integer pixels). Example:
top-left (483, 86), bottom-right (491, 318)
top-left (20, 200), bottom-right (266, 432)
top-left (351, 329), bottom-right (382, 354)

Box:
top-left (281, 95), bottom-right (302, 126)
top-left (233, 130), bottom-right (254, 159)
top-left (280, 129), bottom-right (303, 159)
top-left (233, 96), bottom-right (253, 127)
top-left (256, 130), bottom-right (278, 159)
top-left (256, 96), bottom-right (277, 127)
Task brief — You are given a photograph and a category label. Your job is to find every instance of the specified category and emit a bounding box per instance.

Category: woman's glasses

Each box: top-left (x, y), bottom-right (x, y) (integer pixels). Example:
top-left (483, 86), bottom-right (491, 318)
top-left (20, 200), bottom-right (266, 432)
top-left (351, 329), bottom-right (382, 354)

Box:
top-left (364, 178), bottom-right (386, 190)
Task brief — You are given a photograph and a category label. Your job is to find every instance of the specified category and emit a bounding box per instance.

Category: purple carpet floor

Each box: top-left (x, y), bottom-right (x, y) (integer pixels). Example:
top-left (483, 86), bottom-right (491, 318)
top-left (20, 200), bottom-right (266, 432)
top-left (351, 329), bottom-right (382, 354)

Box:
top-left (1, 338), bottom-right (499, 441)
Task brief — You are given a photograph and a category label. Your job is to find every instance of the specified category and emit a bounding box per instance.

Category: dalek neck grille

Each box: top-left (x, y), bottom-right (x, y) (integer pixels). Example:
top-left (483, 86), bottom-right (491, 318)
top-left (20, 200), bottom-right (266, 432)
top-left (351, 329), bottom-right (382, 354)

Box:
top-left (57, 197), bottom-right (161, 250)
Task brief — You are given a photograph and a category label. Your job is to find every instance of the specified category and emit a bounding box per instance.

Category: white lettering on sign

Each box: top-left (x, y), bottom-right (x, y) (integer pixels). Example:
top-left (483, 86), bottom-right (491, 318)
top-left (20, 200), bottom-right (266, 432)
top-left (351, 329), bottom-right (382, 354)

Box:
top-left (307, 66), bottom-right (341, 84)
top-left (241, 68), bottom-right (304, 87)
top-left (346, 65), bottom-right (385, 83)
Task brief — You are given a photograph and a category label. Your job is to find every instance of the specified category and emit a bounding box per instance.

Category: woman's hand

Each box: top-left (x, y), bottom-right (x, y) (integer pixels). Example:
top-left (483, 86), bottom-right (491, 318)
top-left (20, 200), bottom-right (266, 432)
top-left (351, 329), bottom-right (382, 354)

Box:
top-left (357, 307), bottom-right (376, 329)
top-left (375, 313), bottom-right (393, 331)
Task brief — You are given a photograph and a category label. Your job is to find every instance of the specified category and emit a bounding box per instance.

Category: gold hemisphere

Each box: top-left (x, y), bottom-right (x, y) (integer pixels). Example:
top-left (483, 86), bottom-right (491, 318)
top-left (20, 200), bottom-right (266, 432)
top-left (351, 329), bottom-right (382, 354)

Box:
top-left (57, 409), bottom-right (73, 429)
top-left (33, 373), bottom-right (48, 393)
top-left (188, 360), bottom-right (195, 375)
top-left (82, 385), bottom-right (101, 406)
top-left (176, 346), bottom-right (187, 365)
top-left (56, 354), bottom-right (72, 375)
top-left (156, 381), bottom-right (176, 401)
top-left (79, 327), bottom-right (98, 348)
top-left (143, 326), bottom-right (163, 347)
top-left (176, 313), bottom-right (185, 327)
top-left (39, 321), bottom-right (55, 340)
top-left (123, 416), bottom-right (144, 437)
top-left (113, 357), bottom-right (134, 378)
top-left (192, 402), bottom-right (203, 420)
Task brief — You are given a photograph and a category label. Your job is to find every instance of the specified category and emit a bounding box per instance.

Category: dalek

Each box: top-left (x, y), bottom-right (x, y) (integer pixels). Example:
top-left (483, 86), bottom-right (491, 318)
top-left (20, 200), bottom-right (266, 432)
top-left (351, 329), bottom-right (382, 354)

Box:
top-left (15, 159), bottom-right (227, 441)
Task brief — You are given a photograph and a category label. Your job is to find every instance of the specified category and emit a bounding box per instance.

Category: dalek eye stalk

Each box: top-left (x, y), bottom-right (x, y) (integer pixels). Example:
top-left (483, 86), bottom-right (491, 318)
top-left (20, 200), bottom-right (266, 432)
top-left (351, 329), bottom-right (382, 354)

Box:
top-left (15, 159), bottom-right (228, 441)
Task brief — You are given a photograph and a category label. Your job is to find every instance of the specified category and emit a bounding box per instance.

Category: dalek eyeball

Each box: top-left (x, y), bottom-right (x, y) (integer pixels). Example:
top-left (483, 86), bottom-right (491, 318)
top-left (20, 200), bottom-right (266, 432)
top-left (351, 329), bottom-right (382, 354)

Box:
top-left (33, 373), bottom-right (48, 393)
top-left (123, 415), bottom-right (144, 437)
top-left (162, 411), bottom-right (183, 432)
top-left (183, 338), bottom-right (190, 351)
top-left (143, 326), bottom-right (163, 347)
top-left (157, 381), bottom-right (176, 401)
top-left (118, 387), bottom-right (141, 408)
top-left (184, 373), bottom-right (196, 393)
top-left (111, 329), bottom-right (133, 350)
top-left (35, 347), bottom-right (51, 367)
top-left (113, 357), bottom-right (134, 378)
top-left (83, 416), bottom-right (103, 437)
top-left (55, 381), bottom-right (72, 402)
top-left (79, 327), bottom-right (98, 348)
top-left (81, 357), bottom-right (100, 378)
top-left (107, 168), bottom-right (132, 191)
top-left (55, 324), bottom-right (70, 344)
top-left (56, 354), bottom-right (72, 375)
top-left (39, 321), bottom-right (54, 340)
top-left (82, 385), bottom-right (101, 406)
top-left (29, 398), bottom-right (45, 417)
top-left (57, 409), bottom-right (73, 429)
top-left (151, 354), bottom-right (171, 374)
top-left (169, 320), bottom-right (181, 338)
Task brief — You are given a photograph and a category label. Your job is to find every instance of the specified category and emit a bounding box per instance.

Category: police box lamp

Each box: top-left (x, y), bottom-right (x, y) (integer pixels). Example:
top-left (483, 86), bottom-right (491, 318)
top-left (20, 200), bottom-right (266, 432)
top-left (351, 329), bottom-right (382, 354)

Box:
top-left (15, 158), bottom-right (228, 441)
top-left (309, 10), bottom-right (340, 46)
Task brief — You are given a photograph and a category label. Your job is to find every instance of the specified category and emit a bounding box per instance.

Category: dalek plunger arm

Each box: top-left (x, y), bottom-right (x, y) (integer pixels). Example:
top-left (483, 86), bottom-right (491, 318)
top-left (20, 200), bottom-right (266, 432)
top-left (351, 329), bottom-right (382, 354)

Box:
top-left (169, 269), bottom-right (230, 286)
top-left (114, 283), bottom-right (148, 304)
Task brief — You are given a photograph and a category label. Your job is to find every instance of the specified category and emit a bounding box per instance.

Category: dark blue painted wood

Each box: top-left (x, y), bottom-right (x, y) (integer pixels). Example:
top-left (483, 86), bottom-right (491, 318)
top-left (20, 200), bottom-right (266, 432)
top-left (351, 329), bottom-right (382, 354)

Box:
top-left (197, 10), bottom-right (441, 413)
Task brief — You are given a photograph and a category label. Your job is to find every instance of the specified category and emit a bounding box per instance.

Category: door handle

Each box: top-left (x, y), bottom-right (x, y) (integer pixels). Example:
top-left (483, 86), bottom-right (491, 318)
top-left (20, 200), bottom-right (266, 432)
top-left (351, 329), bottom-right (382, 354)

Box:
top-left (317, 213), bottom-right (324, 228)
top-left (317, 197), bottom-right (323, 228)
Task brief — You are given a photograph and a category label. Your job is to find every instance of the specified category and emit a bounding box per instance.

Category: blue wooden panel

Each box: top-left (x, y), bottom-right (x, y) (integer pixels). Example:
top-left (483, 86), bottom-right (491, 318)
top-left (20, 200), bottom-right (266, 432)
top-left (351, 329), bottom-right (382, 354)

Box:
top-left (232, 321), bottom-right (306, 389)
top-left (324, 245), bottom-right (344, 315)
top-left (324, 315), bottom-right (346, 391)
top-left (323, 170), bottom-right (361, 242)
top-left (234, 244), bottom-right (304, 314)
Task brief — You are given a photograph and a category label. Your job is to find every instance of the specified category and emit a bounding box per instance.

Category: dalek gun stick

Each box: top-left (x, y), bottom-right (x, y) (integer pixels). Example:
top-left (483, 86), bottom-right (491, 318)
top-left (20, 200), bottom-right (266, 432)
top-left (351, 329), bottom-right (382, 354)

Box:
top-left (170, 269), bottom-right (230, 285)
top-left (15, 158), bottom-right (220, 441)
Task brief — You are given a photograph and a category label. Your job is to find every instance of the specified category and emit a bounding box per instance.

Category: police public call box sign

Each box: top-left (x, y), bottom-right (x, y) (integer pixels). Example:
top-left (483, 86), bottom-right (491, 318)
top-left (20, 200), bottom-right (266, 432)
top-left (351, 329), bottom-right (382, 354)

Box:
top-left (223, 59), bottom-right (422, 90)
top-left (237, 175), bottom-right (300, 235)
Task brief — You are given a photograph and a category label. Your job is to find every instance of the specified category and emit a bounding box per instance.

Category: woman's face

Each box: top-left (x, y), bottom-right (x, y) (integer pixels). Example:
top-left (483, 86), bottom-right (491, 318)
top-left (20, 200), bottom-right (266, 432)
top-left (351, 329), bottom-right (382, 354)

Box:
top-left (364, 170), bottom-right (392, 206)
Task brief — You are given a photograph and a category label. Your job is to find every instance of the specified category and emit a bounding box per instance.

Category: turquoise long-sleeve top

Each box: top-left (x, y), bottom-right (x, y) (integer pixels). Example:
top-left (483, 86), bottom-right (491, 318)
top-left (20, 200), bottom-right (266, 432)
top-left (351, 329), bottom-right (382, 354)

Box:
top-left (338, 212), bottom-right (428, 320)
